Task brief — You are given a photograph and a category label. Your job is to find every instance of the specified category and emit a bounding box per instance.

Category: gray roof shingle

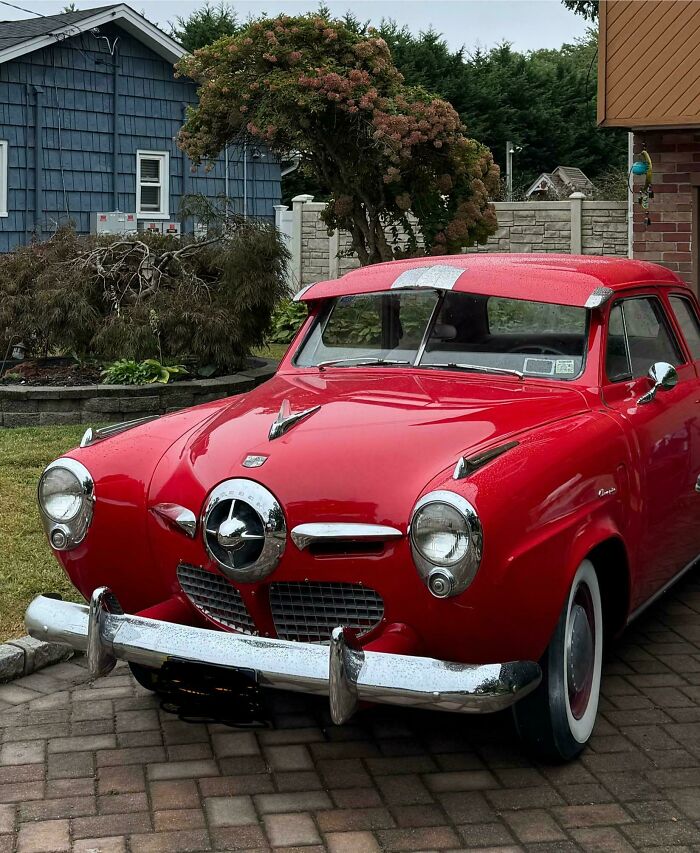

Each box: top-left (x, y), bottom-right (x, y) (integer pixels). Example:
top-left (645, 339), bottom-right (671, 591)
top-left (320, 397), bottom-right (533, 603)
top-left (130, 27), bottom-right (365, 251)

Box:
top-left (0, 6), bottom-right (119, 52)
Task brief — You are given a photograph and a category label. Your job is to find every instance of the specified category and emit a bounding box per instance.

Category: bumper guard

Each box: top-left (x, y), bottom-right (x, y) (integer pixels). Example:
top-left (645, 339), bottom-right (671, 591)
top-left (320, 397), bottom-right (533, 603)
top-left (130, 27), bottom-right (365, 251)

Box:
top-left (26, 588), bottom-right (542, 723)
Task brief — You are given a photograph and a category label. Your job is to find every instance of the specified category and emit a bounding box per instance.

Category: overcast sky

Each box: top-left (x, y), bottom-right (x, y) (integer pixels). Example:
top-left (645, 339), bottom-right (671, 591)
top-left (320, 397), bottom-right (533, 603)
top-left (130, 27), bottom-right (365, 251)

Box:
top-left (2, 0), bottom-right (591, 53)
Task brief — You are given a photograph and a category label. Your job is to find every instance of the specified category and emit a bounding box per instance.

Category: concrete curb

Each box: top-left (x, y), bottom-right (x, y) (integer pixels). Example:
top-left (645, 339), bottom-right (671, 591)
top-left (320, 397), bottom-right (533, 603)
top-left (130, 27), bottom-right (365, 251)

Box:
top-left (0, 635), bottom-right (73, 683)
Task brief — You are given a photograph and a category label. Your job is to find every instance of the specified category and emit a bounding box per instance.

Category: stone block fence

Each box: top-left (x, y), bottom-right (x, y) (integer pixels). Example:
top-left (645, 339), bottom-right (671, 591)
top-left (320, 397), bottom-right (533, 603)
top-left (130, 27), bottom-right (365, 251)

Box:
top-left (275, 194), bottom-right (629, 291)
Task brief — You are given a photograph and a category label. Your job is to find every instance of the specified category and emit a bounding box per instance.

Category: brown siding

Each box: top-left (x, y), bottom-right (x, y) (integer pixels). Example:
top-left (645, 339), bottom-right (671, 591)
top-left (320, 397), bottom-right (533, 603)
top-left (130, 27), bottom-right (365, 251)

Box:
top-left (599, 0), bottom-right (700, 128)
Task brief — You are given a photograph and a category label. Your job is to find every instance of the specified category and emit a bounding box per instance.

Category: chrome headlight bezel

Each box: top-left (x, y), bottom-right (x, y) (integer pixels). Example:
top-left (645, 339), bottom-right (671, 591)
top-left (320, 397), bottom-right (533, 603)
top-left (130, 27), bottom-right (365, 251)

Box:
top-left (409, 490), bottom-right (483, 598)
top-left (38, 458), bottom-right (95, 551)
top-left (202, 478), bottom-right (286, 583)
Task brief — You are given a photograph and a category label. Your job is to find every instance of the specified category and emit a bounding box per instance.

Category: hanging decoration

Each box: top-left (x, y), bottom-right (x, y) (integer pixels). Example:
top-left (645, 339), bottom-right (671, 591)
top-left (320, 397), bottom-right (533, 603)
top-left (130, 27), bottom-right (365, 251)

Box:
top-left (631, 147), bottom-right (654, 226)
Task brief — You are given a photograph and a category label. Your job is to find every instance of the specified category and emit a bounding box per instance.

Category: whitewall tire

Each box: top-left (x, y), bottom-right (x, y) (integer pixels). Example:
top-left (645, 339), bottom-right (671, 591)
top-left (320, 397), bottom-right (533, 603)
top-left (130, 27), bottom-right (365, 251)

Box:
top-left (513, 559), bottom-right (603, 761)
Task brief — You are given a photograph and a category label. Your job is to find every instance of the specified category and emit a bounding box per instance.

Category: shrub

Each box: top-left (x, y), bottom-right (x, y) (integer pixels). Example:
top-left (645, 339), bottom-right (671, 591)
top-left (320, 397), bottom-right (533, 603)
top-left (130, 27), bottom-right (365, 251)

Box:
top-left (0, 222), bottom-right (290, 371)
top-left (101, 359), bottom-right (188, 385)
top-left (269, 299), bottom-right (308, 344)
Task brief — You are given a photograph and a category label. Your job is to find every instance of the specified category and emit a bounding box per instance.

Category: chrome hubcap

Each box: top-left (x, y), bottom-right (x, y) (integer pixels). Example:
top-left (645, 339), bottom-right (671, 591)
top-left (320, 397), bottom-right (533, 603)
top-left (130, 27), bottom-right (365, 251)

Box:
top-left (566, 586), bottom-right (595, 720)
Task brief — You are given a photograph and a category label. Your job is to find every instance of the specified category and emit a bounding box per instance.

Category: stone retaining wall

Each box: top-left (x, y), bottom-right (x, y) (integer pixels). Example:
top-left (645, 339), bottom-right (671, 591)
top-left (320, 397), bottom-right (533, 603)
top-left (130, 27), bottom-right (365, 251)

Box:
top-left (0, 360), bottom-right (276, 428)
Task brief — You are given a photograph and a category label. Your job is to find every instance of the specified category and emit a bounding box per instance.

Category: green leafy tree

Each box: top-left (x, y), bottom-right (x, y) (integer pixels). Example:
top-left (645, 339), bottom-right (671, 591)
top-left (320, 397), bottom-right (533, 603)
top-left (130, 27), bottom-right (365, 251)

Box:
top-left (177, 13), bottom-right (499, 264)
top-left (562, 1), bottom-right (599, 20)
top-left (171, 3), bottom-right (239, 53)
top-left (384, 28), bottom-right (625, 193)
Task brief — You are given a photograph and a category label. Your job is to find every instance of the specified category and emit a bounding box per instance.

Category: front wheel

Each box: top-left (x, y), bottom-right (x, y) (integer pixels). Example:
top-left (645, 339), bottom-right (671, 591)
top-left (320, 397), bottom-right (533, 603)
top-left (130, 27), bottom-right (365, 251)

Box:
top-left (513, 559), bottom-right (603, 762)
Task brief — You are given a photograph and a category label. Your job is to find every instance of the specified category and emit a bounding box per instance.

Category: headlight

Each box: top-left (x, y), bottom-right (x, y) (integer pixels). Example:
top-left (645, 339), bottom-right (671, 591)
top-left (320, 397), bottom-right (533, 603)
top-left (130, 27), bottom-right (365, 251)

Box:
top-left (38, 458), bottom-right (95, 550)
top-left (410, 490), bottom-right (482, 598)
top-left (412, 503), bottom-right (470, 566)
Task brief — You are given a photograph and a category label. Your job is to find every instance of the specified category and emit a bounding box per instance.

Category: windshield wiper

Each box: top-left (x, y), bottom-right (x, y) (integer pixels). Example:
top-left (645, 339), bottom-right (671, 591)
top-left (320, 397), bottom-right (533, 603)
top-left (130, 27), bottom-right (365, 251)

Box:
top-left (317, 357), bottom-right (411, 372)
top-left (420, 362), bottom-right (524, 380)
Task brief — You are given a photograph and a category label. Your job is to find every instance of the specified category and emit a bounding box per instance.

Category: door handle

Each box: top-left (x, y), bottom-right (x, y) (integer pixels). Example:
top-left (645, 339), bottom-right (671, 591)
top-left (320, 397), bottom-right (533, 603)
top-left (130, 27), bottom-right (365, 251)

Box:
top-left (695, 475), bottom-right (700, 493)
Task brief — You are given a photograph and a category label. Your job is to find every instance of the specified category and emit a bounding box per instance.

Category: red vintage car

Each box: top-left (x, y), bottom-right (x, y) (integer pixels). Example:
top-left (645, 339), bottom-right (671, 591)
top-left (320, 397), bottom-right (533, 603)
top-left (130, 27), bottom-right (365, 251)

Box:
top-left (26, 254), bottom-right (700, 760)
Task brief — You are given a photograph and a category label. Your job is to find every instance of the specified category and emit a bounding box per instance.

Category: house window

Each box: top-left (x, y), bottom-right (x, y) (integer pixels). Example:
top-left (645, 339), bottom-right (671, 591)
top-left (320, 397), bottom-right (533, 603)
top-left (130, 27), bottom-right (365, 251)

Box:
top-left (136, 151), bottom-right (169, 218)
top-left (0, 141), bottom-right (8, 217)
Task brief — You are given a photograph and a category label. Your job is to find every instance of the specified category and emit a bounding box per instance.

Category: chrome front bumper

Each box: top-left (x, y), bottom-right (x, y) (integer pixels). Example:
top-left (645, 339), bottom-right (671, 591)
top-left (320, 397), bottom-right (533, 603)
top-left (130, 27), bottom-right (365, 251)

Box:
top-left (25, 588), bottom-right (542, 723)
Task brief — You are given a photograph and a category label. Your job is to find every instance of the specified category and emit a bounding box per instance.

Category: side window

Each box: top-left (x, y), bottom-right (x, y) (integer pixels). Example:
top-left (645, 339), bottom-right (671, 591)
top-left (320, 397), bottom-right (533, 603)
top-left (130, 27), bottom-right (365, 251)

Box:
top-left (606, 297), bottom-right (683, 382)
top-left (136, 151), bottom-right (169, 217)
top-left (606, 303), bottom-right (629, 381)
top-left (669, 296), bottom-right (700, 360)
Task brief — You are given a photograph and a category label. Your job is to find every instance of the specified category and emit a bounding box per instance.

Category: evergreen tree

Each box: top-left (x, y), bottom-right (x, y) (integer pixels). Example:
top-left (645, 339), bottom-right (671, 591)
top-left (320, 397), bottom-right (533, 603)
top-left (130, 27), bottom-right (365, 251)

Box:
top-left (171, 3), bottom-right (239, 52)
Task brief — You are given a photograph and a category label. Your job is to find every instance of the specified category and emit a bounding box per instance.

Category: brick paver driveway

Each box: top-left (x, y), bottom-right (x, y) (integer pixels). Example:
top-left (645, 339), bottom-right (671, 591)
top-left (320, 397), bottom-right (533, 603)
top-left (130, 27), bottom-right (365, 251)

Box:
top-left (1, 569), bottom-right (699, 853)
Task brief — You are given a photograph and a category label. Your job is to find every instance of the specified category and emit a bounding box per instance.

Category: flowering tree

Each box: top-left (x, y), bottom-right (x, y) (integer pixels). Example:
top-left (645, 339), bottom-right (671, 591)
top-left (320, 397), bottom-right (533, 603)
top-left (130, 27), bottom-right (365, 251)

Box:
top-left (177, 14), bottom-right (499, 265)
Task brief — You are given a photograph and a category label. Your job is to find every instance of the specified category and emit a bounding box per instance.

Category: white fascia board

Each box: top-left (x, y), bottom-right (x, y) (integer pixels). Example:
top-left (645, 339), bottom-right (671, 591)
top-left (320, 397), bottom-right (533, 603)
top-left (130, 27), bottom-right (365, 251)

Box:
top-left (0, 4), bottom-right (186, 66)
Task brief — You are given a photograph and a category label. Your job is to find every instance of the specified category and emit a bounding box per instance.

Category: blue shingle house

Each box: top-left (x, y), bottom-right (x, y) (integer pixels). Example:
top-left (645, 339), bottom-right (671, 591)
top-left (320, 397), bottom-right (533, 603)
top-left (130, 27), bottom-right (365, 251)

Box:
top-left (0, 3), bottom-right (281, 252)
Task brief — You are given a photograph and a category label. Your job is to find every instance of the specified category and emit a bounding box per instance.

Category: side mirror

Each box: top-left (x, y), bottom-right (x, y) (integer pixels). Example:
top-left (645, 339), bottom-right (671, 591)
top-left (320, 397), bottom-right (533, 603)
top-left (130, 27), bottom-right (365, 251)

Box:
top-left (637, 361), bottom-right (678, 405)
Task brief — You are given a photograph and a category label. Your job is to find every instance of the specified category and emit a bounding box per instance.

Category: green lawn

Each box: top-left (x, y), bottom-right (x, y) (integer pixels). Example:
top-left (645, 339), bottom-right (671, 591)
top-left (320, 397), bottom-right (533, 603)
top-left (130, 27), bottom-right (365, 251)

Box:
top-left (0, 426), bottom-right (86, 642)
top-left (254, 343), bottom-right (289, 362)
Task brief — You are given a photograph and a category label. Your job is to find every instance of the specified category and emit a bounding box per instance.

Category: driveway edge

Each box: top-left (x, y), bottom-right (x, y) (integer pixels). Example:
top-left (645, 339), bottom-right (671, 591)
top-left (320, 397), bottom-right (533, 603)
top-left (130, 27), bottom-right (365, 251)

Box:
top-left (0, 635), bottom-right (73, 682)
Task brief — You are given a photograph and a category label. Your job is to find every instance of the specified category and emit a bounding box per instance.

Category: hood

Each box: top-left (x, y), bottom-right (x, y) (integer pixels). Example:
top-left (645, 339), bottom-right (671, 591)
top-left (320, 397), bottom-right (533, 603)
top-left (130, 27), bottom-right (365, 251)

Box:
top-left (150, 370), bottom-right (589, 529)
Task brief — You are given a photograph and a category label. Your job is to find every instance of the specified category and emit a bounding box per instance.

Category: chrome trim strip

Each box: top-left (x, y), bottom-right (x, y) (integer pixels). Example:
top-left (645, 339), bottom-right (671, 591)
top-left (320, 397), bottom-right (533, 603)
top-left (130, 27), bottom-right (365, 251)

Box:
top-left (627, 554), bottom-right (700, 624)
top-left (152, 503), bottom-right (197, 538)
top-left (81, 416), bottom-right (159, 448)
top-left (453, 441), bottom-right (519, 480)
top-left (413, 291), bottom-right (446, 367)
top-left (290, 522), bottom-right (403, 551)
top-left (584, 286), bottom-right (614, 309)
top-left (25, 592), bottom-right (542, 717)
top-left (391, 265), bottom-right (464, 291)
top-left (269, 400), bottom-right (321, 441)
top-left (292, 284), bottom-right (313, 302)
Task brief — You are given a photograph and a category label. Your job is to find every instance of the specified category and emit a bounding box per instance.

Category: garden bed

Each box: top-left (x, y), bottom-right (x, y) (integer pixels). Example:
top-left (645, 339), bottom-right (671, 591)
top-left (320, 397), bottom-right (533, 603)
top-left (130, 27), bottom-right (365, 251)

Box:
top-left (0, 358), bottom-right (276, 428)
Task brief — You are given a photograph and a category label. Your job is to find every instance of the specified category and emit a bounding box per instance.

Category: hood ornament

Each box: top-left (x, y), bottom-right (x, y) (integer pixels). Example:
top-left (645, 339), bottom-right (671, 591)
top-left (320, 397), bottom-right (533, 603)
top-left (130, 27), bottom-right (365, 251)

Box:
top-left (269, 399), bottom-right (321, 441)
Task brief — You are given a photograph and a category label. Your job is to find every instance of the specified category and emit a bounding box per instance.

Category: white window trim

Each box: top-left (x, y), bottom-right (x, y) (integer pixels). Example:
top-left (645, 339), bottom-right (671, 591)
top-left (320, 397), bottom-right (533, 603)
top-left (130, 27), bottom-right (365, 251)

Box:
top-left (136, 150), bottom-right (169, 219)
top-left (0, 141), bottom-right (8, 217)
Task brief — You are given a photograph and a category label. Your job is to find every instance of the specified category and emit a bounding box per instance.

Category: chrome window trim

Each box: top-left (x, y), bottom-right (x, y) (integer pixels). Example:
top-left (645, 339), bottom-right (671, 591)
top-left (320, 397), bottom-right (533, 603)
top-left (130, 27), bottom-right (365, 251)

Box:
top-left (584, 286), bottom-right (614, 309)
top-left (409, 490), bottom-right (483, 597)
top-left (413, 291), bottom-right (446, 367)
top-left (38, 457), bottom-right (95, 551)
top-left (292, 284), bottom-right (313, 302)
top-left (291, 522), bottom-right (403, 551)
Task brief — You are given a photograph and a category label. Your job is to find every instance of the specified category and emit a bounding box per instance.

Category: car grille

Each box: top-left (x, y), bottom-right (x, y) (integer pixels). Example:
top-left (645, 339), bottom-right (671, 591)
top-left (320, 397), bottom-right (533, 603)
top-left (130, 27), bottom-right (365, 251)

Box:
top-left (177, 563), bottom-right (258, 635)
top-left (269, 581), bottom-right (384, 644)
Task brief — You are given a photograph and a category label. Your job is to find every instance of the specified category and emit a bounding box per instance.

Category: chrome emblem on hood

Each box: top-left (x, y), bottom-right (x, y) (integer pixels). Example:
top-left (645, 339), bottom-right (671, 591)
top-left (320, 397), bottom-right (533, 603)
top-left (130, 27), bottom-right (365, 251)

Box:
top-left (242, 454), bottom-right (268, 468)
top-left (268, 399), bottom-right (321, 441)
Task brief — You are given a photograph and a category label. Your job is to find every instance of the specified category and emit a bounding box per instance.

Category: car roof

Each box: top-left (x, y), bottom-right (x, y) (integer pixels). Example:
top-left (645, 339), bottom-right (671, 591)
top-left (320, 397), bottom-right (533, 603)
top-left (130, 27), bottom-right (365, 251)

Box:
top-left (296, 253), bottom-right (688, 308)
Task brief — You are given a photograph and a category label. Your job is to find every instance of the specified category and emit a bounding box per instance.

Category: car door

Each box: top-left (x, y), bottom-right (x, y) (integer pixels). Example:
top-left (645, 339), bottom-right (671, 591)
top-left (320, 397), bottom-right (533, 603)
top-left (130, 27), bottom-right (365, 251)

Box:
top-left (603, 292), bottom-right (700, 609)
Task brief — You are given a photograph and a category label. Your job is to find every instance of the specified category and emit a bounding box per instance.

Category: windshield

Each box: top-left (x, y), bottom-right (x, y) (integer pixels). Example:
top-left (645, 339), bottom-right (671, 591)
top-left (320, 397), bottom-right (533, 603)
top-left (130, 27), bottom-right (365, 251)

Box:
top-left (294, 290), bottom-right (588, 380)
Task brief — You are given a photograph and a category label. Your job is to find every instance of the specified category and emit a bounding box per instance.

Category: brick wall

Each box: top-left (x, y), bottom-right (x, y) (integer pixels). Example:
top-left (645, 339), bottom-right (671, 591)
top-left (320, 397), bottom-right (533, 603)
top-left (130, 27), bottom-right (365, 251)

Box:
top-left (282, 197), bottom-right (629, 290)
top-left (631, 130), bottom-right (698, 287)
